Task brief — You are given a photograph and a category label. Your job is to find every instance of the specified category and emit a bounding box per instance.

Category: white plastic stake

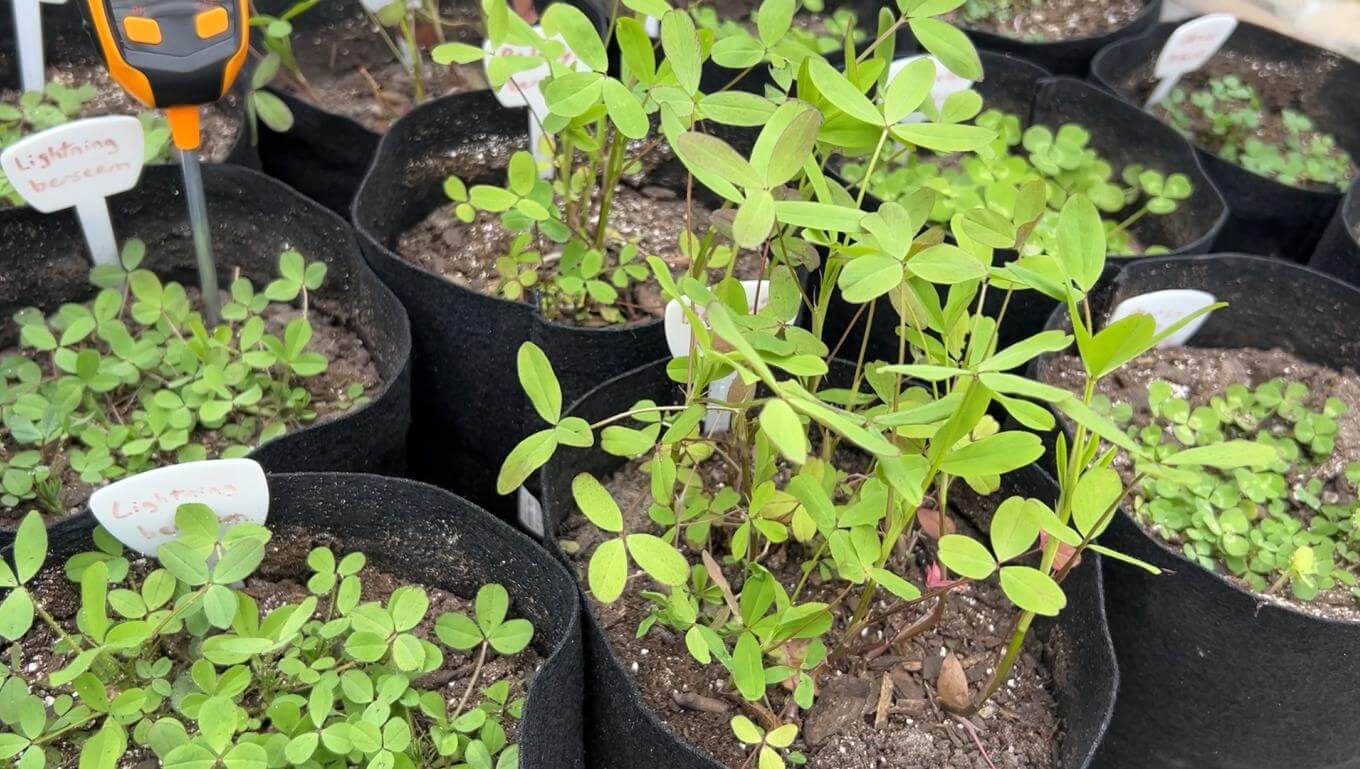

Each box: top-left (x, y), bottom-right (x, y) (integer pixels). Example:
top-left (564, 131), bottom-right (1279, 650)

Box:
top-left (644, 15), bottom-right (660, 38)
top-left (12, 0), bottom-right (46, 93)
top-left (485, 30), bottom-right (586, 178)
top-left (0, 116), bottom-right (146, 266)
top-left (664, 280), bottom-right (796, 434)
top-left (517, 487), bottom-right (545, 537)
top-left (1110, 289), bottom-right (1217, 348)
top-left (1145, 14), bottom-right (1238, 109)
top-left (88, 459), bottom-right (270, 557)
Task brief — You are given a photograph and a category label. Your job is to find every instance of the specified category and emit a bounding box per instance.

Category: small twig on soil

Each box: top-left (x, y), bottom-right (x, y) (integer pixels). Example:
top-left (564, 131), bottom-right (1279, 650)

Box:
top-left (358, 66), bottom-right (399, 121)
top-left (953, 715), bottom-right (999, 769)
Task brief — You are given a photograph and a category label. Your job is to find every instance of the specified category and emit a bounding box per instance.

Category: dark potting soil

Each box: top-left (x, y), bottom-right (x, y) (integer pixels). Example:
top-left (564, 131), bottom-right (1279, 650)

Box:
top-left (1043, 345), bottom-right (1360, 622)
top-left (1128, 52), bottom-right (1359, 193)
top-left (396, 143), bottom-right (768, 326)
top-left (559, 459), bottom-right (1063, 769)
top-left (954, 0), bottom-right (1146, 42)
top-left (13, 528), bottom-right (541, 765)
top-left (278, 2), bottom-right (488, 134)
top-left (0, 64), bottom-right (241, 163)
top-left (0, 292), bottom-right (381, 525)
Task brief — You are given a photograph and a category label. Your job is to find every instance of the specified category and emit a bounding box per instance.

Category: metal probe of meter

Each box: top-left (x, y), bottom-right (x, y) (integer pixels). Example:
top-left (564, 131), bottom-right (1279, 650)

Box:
top-left (79, 0), bottom-right (250, 327)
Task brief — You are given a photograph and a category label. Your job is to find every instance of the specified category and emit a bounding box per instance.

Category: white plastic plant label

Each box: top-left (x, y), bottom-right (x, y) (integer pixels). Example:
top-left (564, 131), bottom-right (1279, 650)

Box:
top-left (88, 459), bottom-right (270, 557)
top-left (1110, 289), bottom-right (1217, 348)
top-left (664, 280), bottom-right (793, 433)
top-left (891, 54), bottom-right (975, 123)
top-left (644, 15), bottom-right (660, 37)
top-left (517, 487), bottom-right (545, 537)
top-left (11, 0), bottom-right (45, 93)
top-left (1145, 14), bottom-right (1238, 109)
top-left (0, 116), bottom-right (145, 266)
top-left (485, 30), bottom-right (586, 177)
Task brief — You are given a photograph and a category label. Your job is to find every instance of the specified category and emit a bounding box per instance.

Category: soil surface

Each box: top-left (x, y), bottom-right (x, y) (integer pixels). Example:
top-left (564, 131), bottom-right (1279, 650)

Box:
top-left (276, 2), bottom-right (488, 133)
top-left (955, 0), bottom-right (1146, 42)
top-left (0, 63), bottom-right (242, 163)
top-left (13, 528), bottom-right (540, 766)
top-left (1043, 345), bottom-right (1360, 621)
top-left (395, 136), bottom-right (768, 327)
top-left (559, 458), bottom-right (1066, 769)
top-left (1126, 51), bottom-right (1358, 192)
top-left (0, 289), bottom-right (382, 526)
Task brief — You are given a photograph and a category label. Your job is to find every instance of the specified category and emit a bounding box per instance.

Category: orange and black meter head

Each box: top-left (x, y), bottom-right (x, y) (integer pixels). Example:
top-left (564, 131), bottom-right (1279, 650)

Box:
top-left (81, 0), bottom-right (249, 150)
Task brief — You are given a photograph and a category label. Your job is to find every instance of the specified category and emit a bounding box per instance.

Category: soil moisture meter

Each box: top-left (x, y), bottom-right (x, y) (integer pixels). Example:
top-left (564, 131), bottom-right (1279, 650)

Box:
top-left (79, 0), bottom-right (250, 326)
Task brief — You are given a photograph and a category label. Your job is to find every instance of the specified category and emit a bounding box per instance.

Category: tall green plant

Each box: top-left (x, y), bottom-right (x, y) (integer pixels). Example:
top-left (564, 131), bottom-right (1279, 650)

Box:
top-left (483, 0), bottom-right (1269, 760)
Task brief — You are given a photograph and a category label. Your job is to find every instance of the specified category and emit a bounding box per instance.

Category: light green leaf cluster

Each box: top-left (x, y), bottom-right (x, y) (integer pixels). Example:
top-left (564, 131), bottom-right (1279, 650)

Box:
top-left (0, 503), bottom-right (536, 768)
top-left (1, 244), bottom-right (355, 519)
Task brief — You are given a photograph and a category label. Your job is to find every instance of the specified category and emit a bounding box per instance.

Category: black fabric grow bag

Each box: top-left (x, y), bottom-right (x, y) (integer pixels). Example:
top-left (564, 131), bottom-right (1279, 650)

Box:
top-left (1090, 20), bottom-right (1360, 262)
top-left (1, 472), bottom-right (585, 769)
top-left (0, 163), bottom-right (412, 482)
top-left (0, 1), bottom-right (257, 168)
top-left (1308, 178), bottom-right (1360, 287)
top-left (353, 89), bottom-right (744, 520)
top-left (534, 358), bottom-right (1118, 769)
top-left (251, 0), bottom-right (606, 217)
top-left (952, 0), bottom-right (1161, 77)
top-left (1033, 254), bottom-right (1360, 769)
top-left (823, 71), bottom-right (1227, 364)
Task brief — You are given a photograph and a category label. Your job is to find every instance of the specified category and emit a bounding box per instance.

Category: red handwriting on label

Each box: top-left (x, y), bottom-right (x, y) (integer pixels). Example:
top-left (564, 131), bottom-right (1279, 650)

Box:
top-left (108, 483), bottom-right (241, 522)
top-left (8, 136), bottom-right (132, 194)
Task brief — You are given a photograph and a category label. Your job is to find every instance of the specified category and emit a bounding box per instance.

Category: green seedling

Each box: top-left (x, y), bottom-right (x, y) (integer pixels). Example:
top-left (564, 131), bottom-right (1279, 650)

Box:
top-left (1104, 378), bottom-right (1360, 603)
top-left (690, 0), bottom-right (867, 58)
top-left (0, 83), bottom-right (173, 206)
top-left (1157, 75), bottom-right (1357, 191)
top-left (479, 1), bottom-right (1263, 757)
top-left (0, 503), bottom-right (535, 768)
top-left (0, 242), bottom-right (363, 519)
top-left (841, 108), bottom-right (1194, 256)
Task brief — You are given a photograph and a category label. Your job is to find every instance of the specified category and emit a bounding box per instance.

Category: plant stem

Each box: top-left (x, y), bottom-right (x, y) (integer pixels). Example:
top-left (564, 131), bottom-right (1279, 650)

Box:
top-left (450, 641), bottom-right (489, 721)
top-left (399, 13), bottom-right (427, 103)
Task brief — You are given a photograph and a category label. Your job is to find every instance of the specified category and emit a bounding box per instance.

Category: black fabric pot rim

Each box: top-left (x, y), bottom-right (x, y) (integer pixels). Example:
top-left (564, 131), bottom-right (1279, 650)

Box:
top-left (537, 356), bottom-right (1118, 769)
top-left (0, 162), bottom-right (414, 525)
top-left (354, 89), bottom-right (668, 336)
top-left (1034, 251), bottom-right (1360, 628)
top-left (1090, 19), bottom-right (1360, 207)
top-left (3, 470), bottom-right (584, 769)
top-left (963, 0), bottom-right (1161, 49)
top-left (955, 0), bottom-right (1162, 76)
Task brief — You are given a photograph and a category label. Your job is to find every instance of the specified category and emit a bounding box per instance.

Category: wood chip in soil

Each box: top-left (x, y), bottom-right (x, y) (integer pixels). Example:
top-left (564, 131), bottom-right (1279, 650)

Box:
top-left (558, 457), bottom-right (1065, 769)
top-left (954, 0), bottom-right (1146, 42)
top-left (1042, 345), bottom-right (1360, 622)
top-left (0, 289), bottom-right (382, 527)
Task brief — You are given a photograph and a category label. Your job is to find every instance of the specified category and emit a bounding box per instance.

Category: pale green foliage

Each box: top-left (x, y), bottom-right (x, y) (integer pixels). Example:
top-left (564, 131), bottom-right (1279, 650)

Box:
top-left (1158, 75), bottom-right (1357, 191)
top-left (492, 0), bottom-right (1265, 756)
top-left (1104, 378), bottom-right (1360, 602)
top-left (0, 504), bottom-right (534, 768)
top-left (0, 243), bottom-right (359, 518)
top-left (841, 109), bottom-right (1194, 256)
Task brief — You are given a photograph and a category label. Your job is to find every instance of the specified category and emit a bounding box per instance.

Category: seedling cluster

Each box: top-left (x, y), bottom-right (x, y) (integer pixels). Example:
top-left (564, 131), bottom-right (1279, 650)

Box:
top-left (839, 109), bottom-right (1194, 256)
top-left (1157, 75), bottom-right (1357, 191)
top-left (0, 504), bottom-right (535, 768)
top-left (479, 0), bottom-right (1268, 758)
top-left (0, 242), bottom-right (365, 519)
top-left (1104, 379), bottom-right (1360, 603)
